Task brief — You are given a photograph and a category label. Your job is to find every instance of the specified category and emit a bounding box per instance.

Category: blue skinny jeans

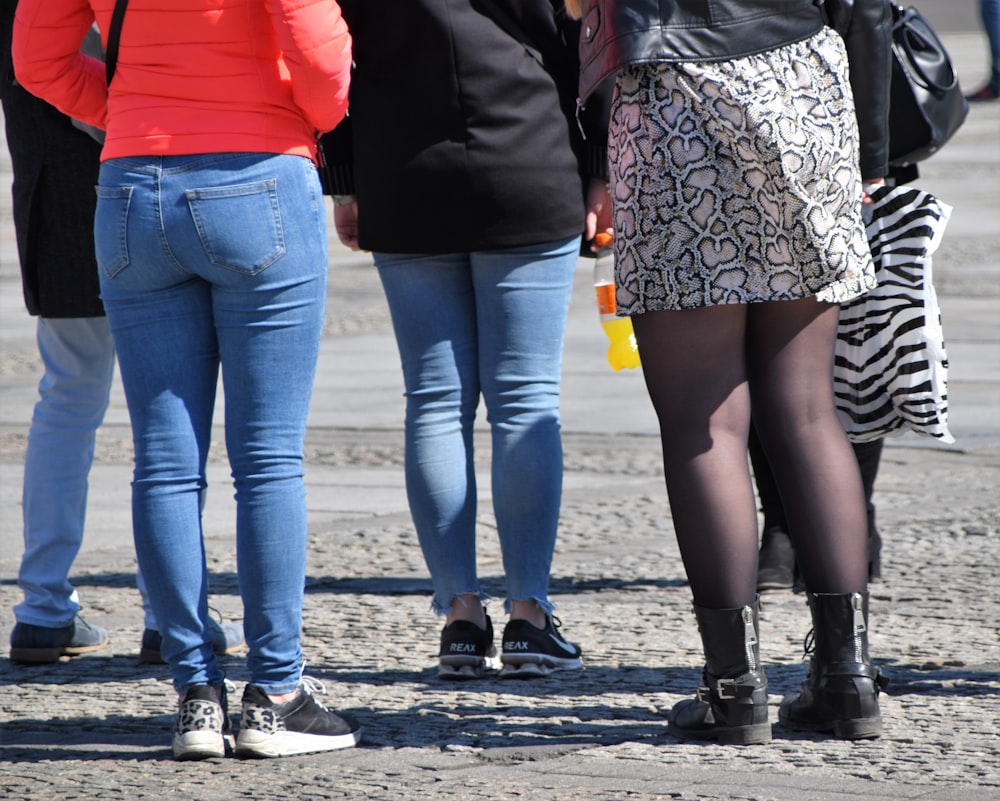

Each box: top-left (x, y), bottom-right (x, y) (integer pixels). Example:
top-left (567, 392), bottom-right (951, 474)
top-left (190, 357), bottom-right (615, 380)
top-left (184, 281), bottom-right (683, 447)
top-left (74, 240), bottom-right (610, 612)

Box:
top-left (95, 153), bottom-right (326, 694)
top-left (374, 237), bottom-right (578, 616)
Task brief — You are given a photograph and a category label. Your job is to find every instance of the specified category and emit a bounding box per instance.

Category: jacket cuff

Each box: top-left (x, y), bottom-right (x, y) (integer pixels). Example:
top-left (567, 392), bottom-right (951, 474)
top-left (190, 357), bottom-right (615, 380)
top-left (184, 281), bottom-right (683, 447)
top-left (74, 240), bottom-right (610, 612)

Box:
top-left (585, 144), bottom-right (609, 181)
top-left (323, 161), bottom-right (355, 196)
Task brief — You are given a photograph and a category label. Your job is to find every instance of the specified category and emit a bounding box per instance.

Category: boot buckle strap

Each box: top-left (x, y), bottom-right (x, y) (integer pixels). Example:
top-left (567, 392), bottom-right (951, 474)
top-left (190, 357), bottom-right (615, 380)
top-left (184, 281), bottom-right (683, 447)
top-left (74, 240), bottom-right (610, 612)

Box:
top-left (711, 676), bottom-right (759, 700)
top-left (821, 661), bottom-right (882, 682)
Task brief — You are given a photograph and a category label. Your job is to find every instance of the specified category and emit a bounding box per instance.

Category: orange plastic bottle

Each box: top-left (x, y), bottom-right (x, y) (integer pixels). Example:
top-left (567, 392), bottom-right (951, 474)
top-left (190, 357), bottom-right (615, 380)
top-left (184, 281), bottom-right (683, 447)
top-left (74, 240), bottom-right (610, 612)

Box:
top-left (593, 233), bottom-right (640, 370)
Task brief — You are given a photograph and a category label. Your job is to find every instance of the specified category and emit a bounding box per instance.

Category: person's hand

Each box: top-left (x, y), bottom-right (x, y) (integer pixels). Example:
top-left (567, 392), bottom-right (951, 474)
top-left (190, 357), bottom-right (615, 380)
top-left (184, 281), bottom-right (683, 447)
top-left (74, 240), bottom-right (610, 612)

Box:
top-left (333, 199), bottom-right (360, 250)
top-left (862, 178), bottom-right (886, 205)
top-left (584, 178), bottom-right (612, 250)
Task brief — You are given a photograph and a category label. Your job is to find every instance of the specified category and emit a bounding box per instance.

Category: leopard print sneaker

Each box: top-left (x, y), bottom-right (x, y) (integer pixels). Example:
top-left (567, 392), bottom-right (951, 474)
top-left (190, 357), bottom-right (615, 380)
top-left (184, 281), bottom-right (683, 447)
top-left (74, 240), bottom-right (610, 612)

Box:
top-left (172, 683), bottom-right (233, 760)
top-left (235, 677), bottom-right (361, 758)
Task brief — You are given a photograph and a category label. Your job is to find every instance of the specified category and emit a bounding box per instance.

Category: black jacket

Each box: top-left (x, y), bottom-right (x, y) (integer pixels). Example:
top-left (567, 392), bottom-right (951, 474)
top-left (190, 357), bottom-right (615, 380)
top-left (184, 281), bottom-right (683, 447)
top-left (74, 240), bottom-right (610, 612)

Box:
top-left (323, 0), bottom-right (610, 254)
top-left (576, 0), bottom-right (891, 179)
top-left (821, 0), bottom-right (894, 179)
top-left (1, 0), bottom-right (105, 318)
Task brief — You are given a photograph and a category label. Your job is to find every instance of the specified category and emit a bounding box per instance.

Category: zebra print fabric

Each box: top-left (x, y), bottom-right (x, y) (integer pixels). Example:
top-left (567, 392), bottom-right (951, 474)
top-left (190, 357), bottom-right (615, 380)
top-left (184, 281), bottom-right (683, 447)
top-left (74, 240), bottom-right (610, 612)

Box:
top-left (834, 185), bottom-right (954, 444)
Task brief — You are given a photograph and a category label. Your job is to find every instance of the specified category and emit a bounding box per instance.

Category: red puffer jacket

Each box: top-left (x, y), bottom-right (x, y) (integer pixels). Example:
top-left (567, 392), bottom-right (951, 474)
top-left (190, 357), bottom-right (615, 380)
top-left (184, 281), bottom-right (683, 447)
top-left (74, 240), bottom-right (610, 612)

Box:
top-left (12, 0), bottom-right (352, 162)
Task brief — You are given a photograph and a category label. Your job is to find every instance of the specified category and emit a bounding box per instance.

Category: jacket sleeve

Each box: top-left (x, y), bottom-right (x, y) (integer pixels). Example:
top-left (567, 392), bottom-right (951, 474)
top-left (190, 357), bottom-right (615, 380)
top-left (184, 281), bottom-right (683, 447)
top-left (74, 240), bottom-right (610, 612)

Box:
top-left (556, 7), bottom-right (610, 181)
top-left (266, 0), bottom-right (353, 133)
top-left (12, 0), bottom-right (108, 130)
top-left (318, 114), bottom-right (355, 195)
top-left (842, 0), bottom-right (892, 179)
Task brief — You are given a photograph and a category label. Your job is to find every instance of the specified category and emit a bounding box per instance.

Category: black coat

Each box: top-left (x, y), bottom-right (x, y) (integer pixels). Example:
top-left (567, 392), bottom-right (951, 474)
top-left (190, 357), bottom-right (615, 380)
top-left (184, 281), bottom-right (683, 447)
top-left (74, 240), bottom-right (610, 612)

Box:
top-left (322, 0), bottom-right (610, 254)
top-left (1, 0), bottom-right (105, 318)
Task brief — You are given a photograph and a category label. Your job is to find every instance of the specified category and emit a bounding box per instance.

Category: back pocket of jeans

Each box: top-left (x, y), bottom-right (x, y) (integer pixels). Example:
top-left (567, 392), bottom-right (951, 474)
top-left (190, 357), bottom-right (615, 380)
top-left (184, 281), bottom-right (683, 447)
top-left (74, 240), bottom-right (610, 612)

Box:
top-left (186, 179), bottom-right (285, 275)
top-left (95, 185), bottom-right (133, 278)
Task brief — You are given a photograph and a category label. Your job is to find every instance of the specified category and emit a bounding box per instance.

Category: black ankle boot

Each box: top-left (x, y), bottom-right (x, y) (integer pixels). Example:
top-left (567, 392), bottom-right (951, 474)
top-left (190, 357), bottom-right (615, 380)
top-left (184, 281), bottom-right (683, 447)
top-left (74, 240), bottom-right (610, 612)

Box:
top-left (779, 592), bottom-right (888, 739)
top-left (757, 526), bottom-right (795, 592)
top-left (668, 600), bottom-right (770, 745)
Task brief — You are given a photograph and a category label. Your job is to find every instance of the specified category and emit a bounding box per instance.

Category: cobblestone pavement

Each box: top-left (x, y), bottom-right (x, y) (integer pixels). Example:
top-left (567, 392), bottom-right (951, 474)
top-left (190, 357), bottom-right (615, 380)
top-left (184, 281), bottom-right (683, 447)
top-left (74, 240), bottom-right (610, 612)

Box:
top-left (1, 429), bottom-right (998, 800)
top-left (2, 29), bottom-right (999, 801)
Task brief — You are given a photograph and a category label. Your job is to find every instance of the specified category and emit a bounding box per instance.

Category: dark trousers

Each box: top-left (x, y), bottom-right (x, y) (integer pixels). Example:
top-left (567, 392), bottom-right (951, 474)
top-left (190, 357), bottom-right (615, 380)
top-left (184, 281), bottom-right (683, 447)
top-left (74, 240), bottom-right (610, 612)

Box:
top-left (748, 424), bottom-right (883, 547)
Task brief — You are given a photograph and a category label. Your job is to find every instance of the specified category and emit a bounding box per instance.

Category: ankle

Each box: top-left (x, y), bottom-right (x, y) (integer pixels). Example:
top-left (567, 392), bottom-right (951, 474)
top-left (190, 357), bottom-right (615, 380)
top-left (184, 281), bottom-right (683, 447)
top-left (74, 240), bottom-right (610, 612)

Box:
top-left (509, 600), bottom-right (546, 629)
top-left (445, 594), bottom-right (487, 628)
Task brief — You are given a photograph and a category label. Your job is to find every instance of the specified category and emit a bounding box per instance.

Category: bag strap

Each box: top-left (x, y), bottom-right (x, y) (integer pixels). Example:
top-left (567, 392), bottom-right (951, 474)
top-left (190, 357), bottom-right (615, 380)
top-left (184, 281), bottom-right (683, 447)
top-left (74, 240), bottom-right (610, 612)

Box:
top-left (105, 0), bottom-right (130, 85)
top-left (892, 5), bottom-right (956, 94)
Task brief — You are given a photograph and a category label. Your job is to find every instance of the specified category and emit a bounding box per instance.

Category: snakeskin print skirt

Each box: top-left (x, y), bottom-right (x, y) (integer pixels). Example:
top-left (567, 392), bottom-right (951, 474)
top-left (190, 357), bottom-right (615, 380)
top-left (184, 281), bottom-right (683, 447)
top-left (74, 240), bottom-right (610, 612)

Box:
top-left (608, 28), bottom-right (877, 314)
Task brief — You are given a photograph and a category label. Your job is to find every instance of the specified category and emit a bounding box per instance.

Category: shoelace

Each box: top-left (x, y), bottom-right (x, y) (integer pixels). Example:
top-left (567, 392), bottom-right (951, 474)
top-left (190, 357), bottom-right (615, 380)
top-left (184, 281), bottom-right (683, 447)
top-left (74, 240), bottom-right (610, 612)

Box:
top-left (802, 629), bottom-right (816, 660)
top-left (299, 675), bottom-right (333, 712)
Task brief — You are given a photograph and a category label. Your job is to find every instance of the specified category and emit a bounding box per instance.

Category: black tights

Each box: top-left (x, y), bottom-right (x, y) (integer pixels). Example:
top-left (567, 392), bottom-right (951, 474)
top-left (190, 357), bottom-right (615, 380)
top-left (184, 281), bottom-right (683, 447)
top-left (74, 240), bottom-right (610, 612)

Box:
top-left (632, 298), bottom-right (868, 609)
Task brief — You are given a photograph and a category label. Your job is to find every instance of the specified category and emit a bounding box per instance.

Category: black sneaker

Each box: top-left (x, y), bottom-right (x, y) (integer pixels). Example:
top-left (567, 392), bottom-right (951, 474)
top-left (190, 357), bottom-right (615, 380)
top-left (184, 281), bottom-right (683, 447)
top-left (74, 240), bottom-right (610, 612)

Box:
top-left (139, 617), bottom-right (246, 665)
top-left (172, 683), bottom-right (233, 761)
top-left (235, 677), bottom-right (361, 758)
top-left (500, 616), bottom-right (583, 678)
top-left (9, 615), bottom-right (109, 664)
top-left (438, 615), bottom-right (498, 680)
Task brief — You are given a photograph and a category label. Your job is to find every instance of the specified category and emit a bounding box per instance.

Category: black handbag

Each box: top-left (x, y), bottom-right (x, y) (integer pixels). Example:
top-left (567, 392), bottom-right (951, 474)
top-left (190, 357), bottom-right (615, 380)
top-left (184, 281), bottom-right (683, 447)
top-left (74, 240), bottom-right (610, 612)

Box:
top-left (887, 4), bottom-right (969, 166)
top-left (818, 1), bottom-right (968, 167)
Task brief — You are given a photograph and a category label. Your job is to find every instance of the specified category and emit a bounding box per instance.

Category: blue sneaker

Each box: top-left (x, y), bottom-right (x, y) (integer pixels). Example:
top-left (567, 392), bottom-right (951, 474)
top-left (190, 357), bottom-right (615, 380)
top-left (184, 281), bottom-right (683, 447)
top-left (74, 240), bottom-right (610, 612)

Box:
top-left (140, 617), bottom-right (246, 665)
top-left (9, 615), bottom-right (109, 664)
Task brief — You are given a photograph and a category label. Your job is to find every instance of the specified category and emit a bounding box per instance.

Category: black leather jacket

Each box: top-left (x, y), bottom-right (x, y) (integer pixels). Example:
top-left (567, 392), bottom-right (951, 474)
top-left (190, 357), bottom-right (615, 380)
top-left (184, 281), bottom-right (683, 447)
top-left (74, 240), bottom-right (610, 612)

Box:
top-left (823, 0), bottom-right (893, 179)
top-left (577, 0), bottom-right (826, 99)
top-left (577, 0), bottom-right (891, 178)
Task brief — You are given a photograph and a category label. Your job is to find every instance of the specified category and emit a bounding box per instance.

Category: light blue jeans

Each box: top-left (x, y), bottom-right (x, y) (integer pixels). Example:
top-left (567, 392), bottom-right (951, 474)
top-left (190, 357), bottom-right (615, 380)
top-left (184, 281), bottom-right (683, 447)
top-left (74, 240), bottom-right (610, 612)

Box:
top-left (374, 238), bottom-right (578, 616)
top-left (15, 316), bottom-right (115, 628)
top-left (983, 0), bottom-right (1000, 90)
top-left (95, 153), bottom-right (327, 694)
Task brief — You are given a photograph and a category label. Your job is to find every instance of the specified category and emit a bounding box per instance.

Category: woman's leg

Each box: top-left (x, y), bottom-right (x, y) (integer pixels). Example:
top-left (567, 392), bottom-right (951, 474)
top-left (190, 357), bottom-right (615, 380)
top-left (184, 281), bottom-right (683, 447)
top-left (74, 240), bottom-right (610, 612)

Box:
top-left (17, 316), bottom-right (115, 629)
top-left (748, 420), bottom-right (797, 591)
top-left (633, 303), bottom-right (769, 743)
top-left (187, 154), bottom-right (328, 696)
top-left (631, 303), bottom-right (758, 609)
top-left (472, 237), bottom-right (577, 620)
top-left (96, 159), bottom-right (221, 693)
top-left (374, 252), bottom-right (483, 620)
top-left (745, 298), bottom-right (867, 593)
top-left (982, 0), bottom-right (1000, 92)
top-left (748, 299), bottom-right (883, 739)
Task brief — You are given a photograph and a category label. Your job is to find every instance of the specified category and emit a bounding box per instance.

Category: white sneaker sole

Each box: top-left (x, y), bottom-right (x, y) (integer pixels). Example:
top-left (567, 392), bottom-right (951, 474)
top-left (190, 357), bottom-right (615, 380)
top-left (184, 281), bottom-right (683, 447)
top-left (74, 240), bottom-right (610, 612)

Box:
top-left (499, 655), bottom-right (583, 679)
top-left (438, 653), bottom-right (500, 680)
top-left (172, 730), bottom-right (227, 760)
top-left (438, 661), bottom-right (499, 680)
top-left (234, 727), bottom-right (361, 758)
